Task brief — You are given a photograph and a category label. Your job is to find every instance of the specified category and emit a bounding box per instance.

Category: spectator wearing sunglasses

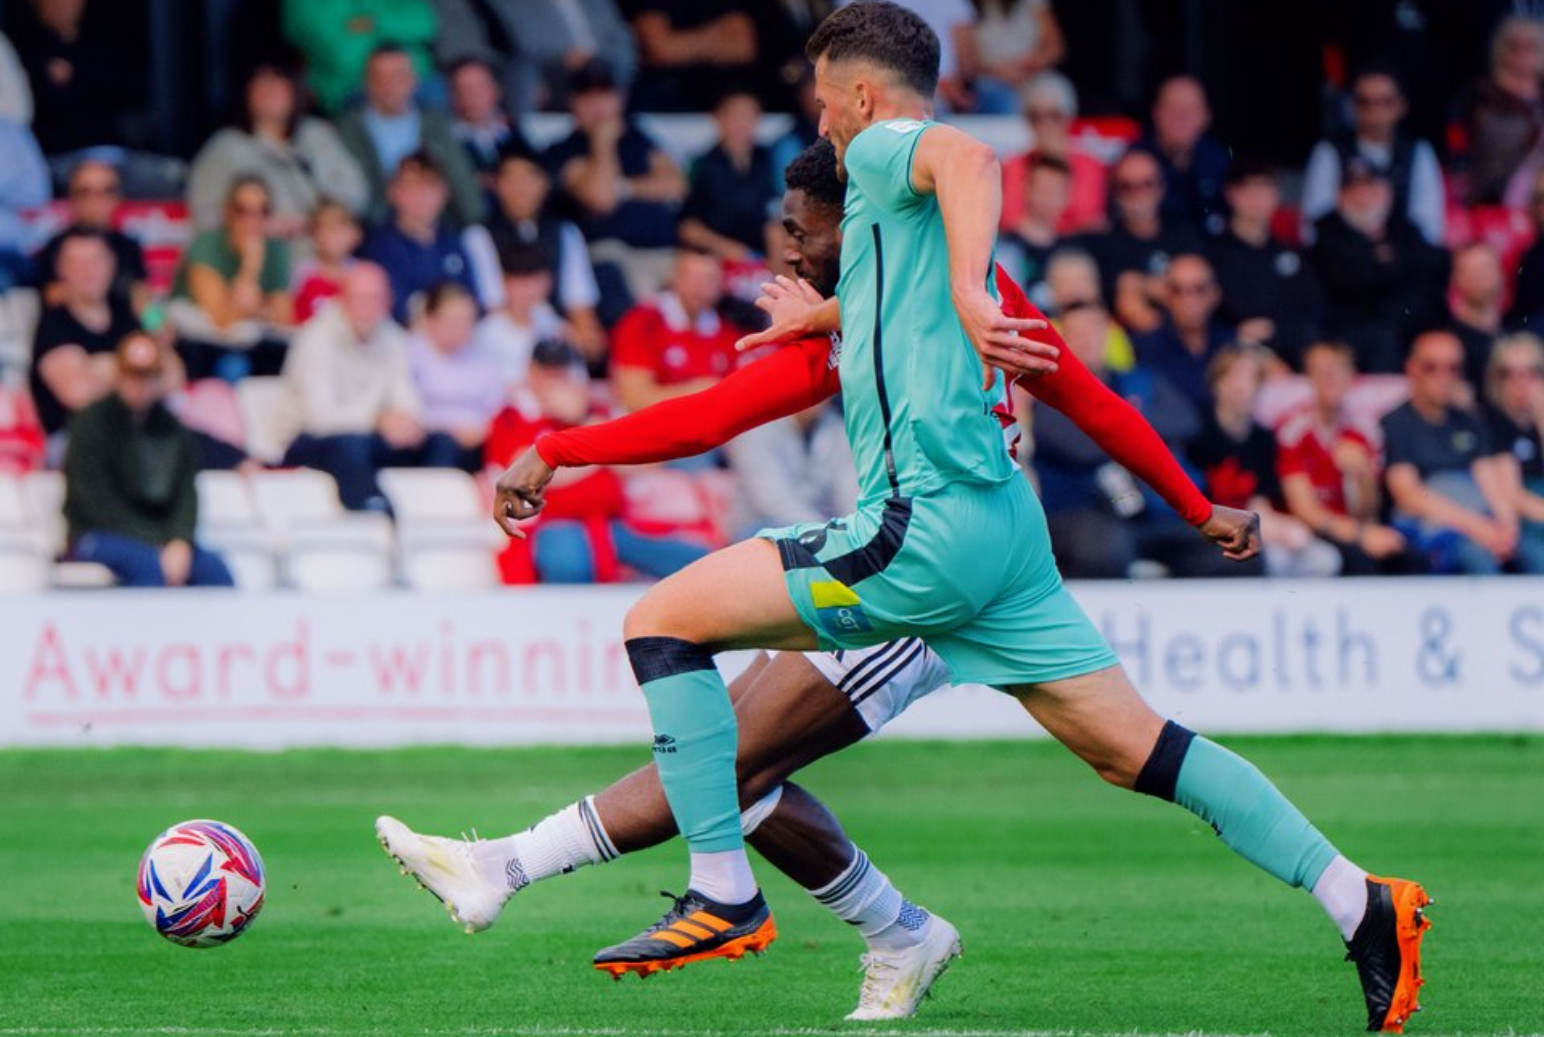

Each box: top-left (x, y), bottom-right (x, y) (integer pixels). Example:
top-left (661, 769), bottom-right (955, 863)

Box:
top-left (34, 160), bottom-right (148, 314)
top-left (1084, 148), bottom-right (1202, 334)
top-left (1000, 72), bottom-right (1106, 235)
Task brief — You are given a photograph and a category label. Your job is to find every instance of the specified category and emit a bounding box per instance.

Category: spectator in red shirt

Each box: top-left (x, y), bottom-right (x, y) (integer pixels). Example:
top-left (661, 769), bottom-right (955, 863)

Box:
top-left (1000, 72), bottom-right (1107, 236)
top-left (291, 201), bottom-right (363, 324)
top-left (1276, 340), bottom-right (1424, 575)
top-left (486, 339), bottom-right (709, 584)
top-left (610, 249), bottom-right (743, 412)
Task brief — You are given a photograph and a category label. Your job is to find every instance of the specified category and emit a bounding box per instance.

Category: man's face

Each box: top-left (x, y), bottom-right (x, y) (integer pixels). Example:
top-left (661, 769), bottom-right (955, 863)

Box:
top-left (1351, 74), bottom-right (1404, 138)
top-left (1225, 176), bottom-right (1278, 226)
top-left (813, 57), bottom-right (870, 177)
top-left (1111, 153), bottom-right (1163, 224)
top-left (341, 267), bottom-right (392, 337)
top-left (1453, 246), bottom-right (1503, 307)
top-left (571, 87), bottom-right (622, 132)
top-left (366, 53), bottom-right (417, 116)
top-left (68, 162), bottom-right (121, 228)
top-left (715, 94), bottom-right (761, 153)
top-left (781, 188), bottom-right (842, 296)
top-left (1304, 346), bottom-right (1355, 412)
top-left (1340, 177), bottom-right (1393, 232)
top-left (1154, 79), bottom-right (1209, 151)
top-left (672, 253), bottom-right (723, 315)
top-left (389, 167), bottom-right (449, 228)
top-left (505, 270), bottom-right (554, 314)
top-left (1060, 306), bottom-right (1109, 371)
top-left (58, 237), bottom-right (115, 301)
top-left (1164, 257), bottom-right (1218, 330)
top-left (451, 63), bottom-right (501, 125)
top-left (1406, 333), bottom-right (1464, 405)
top-left (1026, 167), bottom-right (1070, 224)
top-left (496, 157), bottom-right (548, 220)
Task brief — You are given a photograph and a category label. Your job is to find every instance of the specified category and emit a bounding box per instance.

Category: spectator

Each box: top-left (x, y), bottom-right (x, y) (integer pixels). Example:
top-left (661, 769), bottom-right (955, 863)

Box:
top-left (621, 0), bottom-right (770, 112)
top-left (11, 0), bottom-right (146, 157)
top-left (0, 115), bottom-right (52, 291)
top-left (1277, 340), bottom-right (1425, 576)
top-left (725, 396), bottom-right (858, 538)
top-left (485, 147), bottom-right (606, 362)
top-left (1447, 242), bottom-right (1507, 390)
top-left (281, 0), bottom-right (438, 115)
top-left (544, 59), bottom-right (686, 249)
top-left (32, 160), bottom-right (148, 314)
top-left (1187, 346), bottom-right (1340, 577)
top-left (1464, 15), bottom-right (1544, 206)
top-left (1209, 159), bottom-right (1326, 369)
top-left (998, 154), bottom-right (1070, 310)
top-left (406, 281), bottom-right (506, 469)
top-left (1000, 72), bottom-right (1107, 235)
top-left (30, 230), bottom-right (148, 450)
top-left (1131, 253), bottom-right (1231, 414)
top-left (678, 91), bottom-right (777, 261)
top-left (966, 0), bottom-right (1065, 114)
top-left (280, 263), bottom-right (461, 510)
top-left (292, 201), bottom-right (363, 324)
top-left (169, 177), bottom-right (295, 379)
top-left (610, 249), bottom-right (741, 412)
top-left (1484, 333), bottom-right (1544, 557)
top-left (1043, 247), bottom-right (1134, 370)
top-left (475, 244), bottom-right (567, 388)
top-left (358, 151), bottom-right (479, 325)
top-left (62, 333), bottom-right (234, 588)
top-left (447, 57), bottom-right (530, 187)
top-left (337, 44), bottom-right (485, 227)
top-left (1085, 149), bottom-right (1202, 334)
top-left (1507, 167), bottom-right (1544, 332)
top-left (485, 338), bottom-right (709, 583)
top-left (0, 30), bottom-right (32, 126)
top-left (1034, 300), bottom-right (1253, 579)
top-left (1382, 330), bottom-right (1544, 574)
top-left (1301, 65), bottom-right (1444, 246)
top-left (1309, 157), bottom-right (1448, 374)
top-left (1132, 76), bottom-right (1231, 236)
top-left (187, 64), bottom-right (369, 249)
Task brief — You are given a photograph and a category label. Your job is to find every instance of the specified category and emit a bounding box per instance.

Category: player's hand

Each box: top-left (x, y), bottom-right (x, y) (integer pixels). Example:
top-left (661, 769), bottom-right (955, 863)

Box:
top-left (493, 448), bottom-right (556, 539)
top-left (952, 286), bottom-right (1056, 389)
top-left (735, 277), bottom-right (830, 352)
top-left (1198, 505), bottom-right (1262, 561)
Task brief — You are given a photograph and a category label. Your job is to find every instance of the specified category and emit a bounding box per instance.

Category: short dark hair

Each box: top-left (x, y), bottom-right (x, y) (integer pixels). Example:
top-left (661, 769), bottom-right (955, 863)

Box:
top-left (447, 56), bottom-right (496, 81)
top-left (1303, 339), bottom-right (1356, 368)
top-left (395, 149), bottom-right (444, 182)
top-left (783, 139), bottom-right (844, 210)
top-left (806, 1), bottom-right (940, 98)
top-left (1224, 157), bottom-right (1275, 187)
top-left (369, 42), bottom-right (412, 64)
top-left (422, 280), bottom-right (475, 316)
top-left (500, 242), bottom-right (555, 278)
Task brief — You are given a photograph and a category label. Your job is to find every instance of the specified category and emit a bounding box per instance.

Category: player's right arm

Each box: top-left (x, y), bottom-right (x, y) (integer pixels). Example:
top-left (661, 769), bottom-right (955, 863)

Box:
top-left (493, 339), bottom-right (840, 538)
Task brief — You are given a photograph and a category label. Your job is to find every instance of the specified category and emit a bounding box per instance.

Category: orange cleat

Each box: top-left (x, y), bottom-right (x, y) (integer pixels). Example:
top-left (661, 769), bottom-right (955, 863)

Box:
top-left (1345, 876), bottom-right (1433, 1033)
top-left (593, 890), bottom-right (776, 979)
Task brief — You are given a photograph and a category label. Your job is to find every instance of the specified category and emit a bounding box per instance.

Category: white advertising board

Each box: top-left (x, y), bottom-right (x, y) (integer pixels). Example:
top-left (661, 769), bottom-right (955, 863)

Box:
top-left (2, 579), bottom-right (1542, 747)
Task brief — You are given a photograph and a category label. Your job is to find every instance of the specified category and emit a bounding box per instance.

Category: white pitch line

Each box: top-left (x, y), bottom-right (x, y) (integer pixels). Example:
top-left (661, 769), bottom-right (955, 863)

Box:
top-left (2, 1028), bottom-right (1538, 1037)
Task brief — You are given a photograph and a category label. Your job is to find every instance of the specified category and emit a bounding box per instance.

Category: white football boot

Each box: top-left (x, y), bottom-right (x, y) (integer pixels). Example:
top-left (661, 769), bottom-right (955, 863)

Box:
top-left (375, 815), bottom-right (508, 934)
top-left (845, 915), bottom-right (963, 1021)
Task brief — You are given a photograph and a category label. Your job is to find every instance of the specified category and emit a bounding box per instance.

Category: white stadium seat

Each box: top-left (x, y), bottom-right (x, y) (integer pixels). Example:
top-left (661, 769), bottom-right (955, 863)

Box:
top-left (195, 470), bottom-right (279, 590)
top-left (377, 468), bottom-right (501, 591)
top-left (0, 473), bottom-right (50, 593)
top-left (249, 469), bottom-right (394, 592)
top-left (18, 471), bottom-right (115, 589)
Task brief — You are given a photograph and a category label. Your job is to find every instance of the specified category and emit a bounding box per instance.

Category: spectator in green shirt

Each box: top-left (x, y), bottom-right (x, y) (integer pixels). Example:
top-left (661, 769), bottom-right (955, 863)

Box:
top-left (282, 0), bottom-right (438, 115)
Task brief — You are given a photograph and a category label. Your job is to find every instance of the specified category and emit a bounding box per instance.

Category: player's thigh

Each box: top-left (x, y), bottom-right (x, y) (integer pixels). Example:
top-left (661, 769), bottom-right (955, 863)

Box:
top-left (623, 537), bottom-right (818, 651)
top-left (732, 652), bottom-right (869, 799)
top-left (1008, 665), bottom-right (1166, 788)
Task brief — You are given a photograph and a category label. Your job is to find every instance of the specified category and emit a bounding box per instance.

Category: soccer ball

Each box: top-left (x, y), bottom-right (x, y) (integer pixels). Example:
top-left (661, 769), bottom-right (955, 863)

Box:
top-left (137, 819), bottom-right (266, 948)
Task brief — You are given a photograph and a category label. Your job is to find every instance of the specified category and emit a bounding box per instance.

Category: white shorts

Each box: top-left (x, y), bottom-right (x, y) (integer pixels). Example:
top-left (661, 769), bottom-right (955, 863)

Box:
top-left (800, 638), bottom-right (952, 734)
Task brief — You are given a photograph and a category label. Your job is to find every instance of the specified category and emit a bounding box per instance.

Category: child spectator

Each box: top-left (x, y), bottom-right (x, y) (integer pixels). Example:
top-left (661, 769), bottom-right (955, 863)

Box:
top-left (485, 339), bottom-right (708, 584)
top-left (33, 161), bottom-right (148, 314)
top-left (1000, 72), bottom-right (1106, 235)
top-left (679, 91), bottom-right (777, 261)
top-left (997, 154), bottom-right (1070, 310)
top-left (610, 249), bottom-right (741, 412)
top-left (292, 201), bottom-right (363, 324)
top-left (358, 151), bottom-right (479, 325)
top-left (474, 245), bottom-right (567, 389)
top-left (407, 282), bottom-right (507, 470)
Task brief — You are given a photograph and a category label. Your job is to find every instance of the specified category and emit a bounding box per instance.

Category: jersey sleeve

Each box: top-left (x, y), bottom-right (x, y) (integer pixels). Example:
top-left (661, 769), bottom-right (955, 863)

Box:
top-left (843, 119), bottom-right (931, 213)
top-left (536, 338), bottom-right (840, 467)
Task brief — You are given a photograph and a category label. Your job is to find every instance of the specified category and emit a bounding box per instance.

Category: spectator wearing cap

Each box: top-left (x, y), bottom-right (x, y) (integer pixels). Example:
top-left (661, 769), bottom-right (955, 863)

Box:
top-left (544, 60), bottom-right (686, 250)
top-left (1131, 76), bottom-right (1231, 236)
top-left (406, 281), bottom-right (506, 469)
top-left (0, 112), bottom-right (47, 292)
top-left (678, 91), bottom-right (778, 262)
top-left (358, 151), bottom-right (480, 326)
top-left (281, 0), bottom-right (438, 115)
top-left (1447, 242), bottom-right (1507, 389)
top-left (338, 44), bottom-right (485, 227)
top-left (1000, 72), bottom-right (1107, 236)
top-left (485, 147), bottom-right (606, 362)
top-left (1309, 157), bottom-right (1448, 374)
top-left (997, 154), bottom-right (1071, 312)
top-left (1382, 330), bottom-right (1544, 574)
top-left (280, 262), bottom-right (462, 510)
top-left (1464, 15), bottom-right (1544, 206)
top-left (1276, 340), bottom-right (1426, 576)
top-left (62, 332), bottom-right (235, 588)
top-left (33, 160), bottom-right (146, 313)
top-left (1130, 253), bottom-right (1232, 414)
top-left (447, 57), bottom-right (531, 188)
top-left (1085, 149), bottom-right (1202, 334)
top-left (1301, 65), bottom-right (1444, 246)
top-left (485, 338), bottom-right (708, 584)
top-left (474, 244), bottom-right (567, 389)
top-left (1483, 333), bottom-right (1544, 561)
top-left (610, 249), bottom-right (742, 413)
top-left (187, 64), bottom-right (369, 251)
top-left (1208, 160), bottom-right (1326, 369)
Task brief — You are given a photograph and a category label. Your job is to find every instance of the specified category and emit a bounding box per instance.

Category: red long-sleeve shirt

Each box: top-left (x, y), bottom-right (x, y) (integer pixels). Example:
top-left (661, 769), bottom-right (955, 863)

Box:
top-left (537, 267), bottom-right (1214, 527)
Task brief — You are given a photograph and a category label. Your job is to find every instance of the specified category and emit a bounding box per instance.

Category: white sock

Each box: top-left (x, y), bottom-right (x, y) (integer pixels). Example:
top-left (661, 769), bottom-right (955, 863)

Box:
top-left (472, 796), bottom-right (618, 893)
top-left (1312, 854), bottom-right (1370, 941)
top-left (810, 848), bottom-right (930, 953)
top-left (688, 849), bottom-right (758, 905)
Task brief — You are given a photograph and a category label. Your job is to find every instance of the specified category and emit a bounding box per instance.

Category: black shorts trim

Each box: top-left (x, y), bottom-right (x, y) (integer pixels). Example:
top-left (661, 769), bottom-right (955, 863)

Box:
top-left (776, 497), bottom-right (914, 586)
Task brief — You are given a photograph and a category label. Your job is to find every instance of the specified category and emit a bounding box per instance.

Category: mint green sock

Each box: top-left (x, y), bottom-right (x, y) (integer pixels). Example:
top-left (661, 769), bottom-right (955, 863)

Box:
top-left (628, 638), bottom-right (743, 854)
top-left (1174, 736), bottom-right (1339, 889)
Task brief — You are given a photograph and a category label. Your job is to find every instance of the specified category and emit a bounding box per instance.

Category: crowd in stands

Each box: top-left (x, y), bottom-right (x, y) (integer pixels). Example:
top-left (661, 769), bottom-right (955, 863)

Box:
top-left (0, 0), bottom-right (1543, 589)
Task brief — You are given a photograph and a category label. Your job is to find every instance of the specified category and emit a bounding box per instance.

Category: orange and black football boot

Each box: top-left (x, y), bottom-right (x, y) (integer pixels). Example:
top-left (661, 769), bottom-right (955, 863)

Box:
top-left (594, 889), bottom-right (776, 979)
top-left (1344, 876), bottom-right (1434, 1033)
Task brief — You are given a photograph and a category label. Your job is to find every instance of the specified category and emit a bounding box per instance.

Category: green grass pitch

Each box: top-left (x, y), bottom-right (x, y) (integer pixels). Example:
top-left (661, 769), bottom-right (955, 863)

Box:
top-left (1, 736), bottom-right (1541, 1037)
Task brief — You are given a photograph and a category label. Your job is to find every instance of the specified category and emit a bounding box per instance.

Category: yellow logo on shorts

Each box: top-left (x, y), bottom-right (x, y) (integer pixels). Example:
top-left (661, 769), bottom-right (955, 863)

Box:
top-left (810, 581), bottom-right (872, 635)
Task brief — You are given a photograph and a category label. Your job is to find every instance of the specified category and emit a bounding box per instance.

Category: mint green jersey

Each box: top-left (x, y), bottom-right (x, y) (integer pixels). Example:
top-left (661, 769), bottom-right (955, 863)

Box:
top-left (836, 118), bottom-right (1018, 506)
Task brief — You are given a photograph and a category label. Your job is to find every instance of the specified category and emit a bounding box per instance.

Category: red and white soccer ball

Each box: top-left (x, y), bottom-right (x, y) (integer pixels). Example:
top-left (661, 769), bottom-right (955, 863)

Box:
top-left (137, 819), bottom-right (266, 948)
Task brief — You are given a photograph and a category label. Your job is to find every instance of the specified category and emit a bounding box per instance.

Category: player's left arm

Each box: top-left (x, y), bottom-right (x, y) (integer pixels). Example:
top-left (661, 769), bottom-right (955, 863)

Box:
top-left (910, 125), bottom-right (1058, 387)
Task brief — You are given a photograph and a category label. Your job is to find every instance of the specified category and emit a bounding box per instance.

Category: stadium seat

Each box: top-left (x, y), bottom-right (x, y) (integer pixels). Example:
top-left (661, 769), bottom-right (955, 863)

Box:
top-left (235, 377), bottom-right (296, 465)
top-left (249, 469), bottom-right (394, 592)
top-left (195, 470), bottom-right (279, 590)
top-left (0, 473), bottom-right (50, 593)
top-left (377, 468), bottom-right (500, 590)
top-left (0, 288), bottom-right (40, 382)
top-left (19, 471), bottom-right (116, 589)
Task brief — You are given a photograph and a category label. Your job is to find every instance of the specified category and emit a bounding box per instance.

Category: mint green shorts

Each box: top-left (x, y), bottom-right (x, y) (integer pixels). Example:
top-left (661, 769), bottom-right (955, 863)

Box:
top-left (758, 478), bottom-right (1119, 688)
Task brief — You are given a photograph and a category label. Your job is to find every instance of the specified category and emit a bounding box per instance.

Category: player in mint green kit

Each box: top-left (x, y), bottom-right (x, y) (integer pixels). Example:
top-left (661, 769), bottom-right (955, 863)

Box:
top-left (491, 4), bottom-right (1431, 1030)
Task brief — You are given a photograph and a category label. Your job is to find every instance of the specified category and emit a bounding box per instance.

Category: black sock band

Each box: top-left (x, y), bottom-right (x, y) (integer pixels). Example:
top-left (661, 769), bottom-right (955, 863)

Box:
top-left (624, 636), bottom-right (715, 685)
top-left (1133, 719), bottom-right (1197, 802)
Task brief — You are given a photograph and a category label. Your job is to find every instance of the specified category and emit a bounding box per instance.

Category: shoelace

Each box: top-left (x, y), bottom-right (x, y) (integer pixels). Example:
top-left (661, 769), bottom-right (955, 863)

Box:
top-left (855, 952), bottom-right (902, 1006)
top-left (644, 890), bottom-right (696, 934)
